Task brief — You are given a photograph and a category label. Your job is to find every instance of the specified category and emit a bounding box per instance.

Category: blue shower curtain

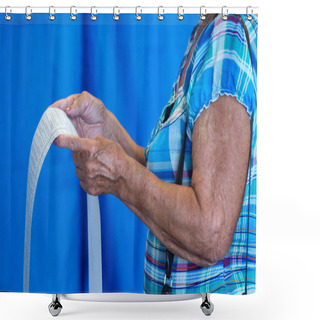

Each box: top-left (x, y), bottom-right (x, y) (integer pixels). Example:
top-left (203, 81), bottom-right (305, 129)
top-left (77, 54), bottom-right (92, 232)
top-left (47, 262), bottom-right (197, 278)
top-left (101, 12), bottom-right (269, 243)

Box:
top-left (0, 13), bottom-right (199, 293)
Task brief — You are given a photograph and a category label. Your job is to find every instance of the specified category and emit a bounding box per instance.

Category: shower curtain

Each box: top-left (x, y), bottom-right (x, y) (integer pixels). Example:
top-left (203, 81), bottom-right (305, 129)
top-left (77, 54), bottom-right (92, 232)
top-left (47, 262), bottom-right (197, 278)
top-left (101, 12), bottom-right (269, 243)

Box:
top-left (0, 11), bottom-right (258, 295)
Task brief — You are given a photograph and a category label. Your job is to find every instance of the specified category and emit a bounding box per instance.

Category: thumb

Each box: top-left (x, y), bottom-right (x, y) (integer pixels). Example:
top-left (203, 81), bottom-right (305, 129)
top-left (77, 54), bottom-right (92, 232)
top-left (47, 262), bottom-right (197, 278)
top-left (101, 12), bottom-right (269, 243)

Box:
top-left (48, 93), bottom-right (80, 112)
top-left (65, 92), bottom-right (90, 119)
top-left (53, 134), bottom-right (87, 152)
top-left (65, 98), bottom-right (81, 118)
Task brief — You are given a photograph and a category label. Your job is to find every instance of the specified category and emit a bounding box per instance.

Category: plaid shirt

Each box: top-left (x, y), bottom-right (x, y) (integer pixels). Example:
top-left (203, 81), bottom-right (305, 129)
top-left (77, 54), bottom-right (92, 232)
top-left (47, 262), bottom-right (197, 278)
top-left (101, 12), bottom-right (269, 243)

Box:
top-left (144, 14), bottom-right (258, 295)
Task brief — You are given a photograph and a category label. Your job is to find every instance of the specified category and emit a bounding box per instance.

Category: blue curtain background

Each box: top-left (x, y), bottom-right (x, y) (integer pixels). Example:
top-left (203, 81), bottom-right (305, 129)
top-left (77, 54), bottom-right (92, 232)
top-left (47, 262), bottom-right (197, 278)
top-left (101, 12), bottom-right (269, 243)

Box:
top-left (0, 13), bottom-right (199, 293)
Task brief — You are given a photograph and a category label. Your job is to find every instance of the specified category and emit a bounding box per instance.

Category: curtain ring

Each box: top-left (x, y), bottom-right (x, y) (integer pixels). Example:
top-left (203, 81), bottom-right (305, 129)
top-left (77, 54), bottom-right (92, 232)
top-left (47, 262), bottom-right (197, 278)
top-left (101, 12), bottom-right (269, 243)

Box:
top-left (200, 6), bottom-right (207, 20)
top-left (113, 6), bottom-right (120, 21)
top-left (90, 6), bottom-right (97, 21)
top-left (4, 6), bottom-right (12, 21)
top-left (158, 6), bottom-right (164, 20)
top-left (70, 6), bottom-right (77, 21)
top-left (177, 6), bottom-right (184, 20)
top-left (135, 6), bottom-right (142, 20)
top-left (246, 6), bottom-right (253, 21)
top-left (25, 6), bottom-right (32, 21)
top-left (222, 6), bottom-right (228, 21)
top-left (49, 6), bottom-right (56, 21)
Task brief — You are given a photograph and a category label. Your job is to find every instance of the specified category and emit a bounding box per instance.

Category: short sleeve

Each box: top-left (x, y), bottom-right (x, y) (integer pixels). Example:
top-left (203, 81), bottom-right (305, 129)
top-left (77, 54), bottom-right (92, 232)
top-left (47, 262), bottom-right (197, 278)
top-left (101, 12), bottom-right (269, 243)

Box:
top-left (186, 14), bottom-right (257, 138)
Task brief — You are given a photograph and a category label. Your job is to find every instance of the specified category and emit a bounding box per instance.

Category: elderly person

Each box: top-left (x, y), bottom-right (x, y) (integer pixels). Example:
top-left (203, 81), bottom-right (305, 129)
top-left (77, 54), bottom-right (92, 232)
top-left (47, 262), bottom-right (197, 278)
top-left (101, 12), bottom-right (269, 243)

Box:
top-left (51, 13), bottom-right (257, 295)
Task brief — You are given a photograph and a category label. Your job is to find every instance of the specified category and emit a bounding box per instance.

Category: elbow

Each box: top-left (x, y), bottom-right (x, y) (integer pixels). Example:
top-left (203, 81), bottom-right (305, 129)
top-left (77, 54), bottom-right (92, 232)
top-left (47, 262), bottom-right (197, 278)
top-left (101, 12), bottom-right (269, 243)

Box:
top-left (196, 242), bottom-right (228, 268)
top-left (194, 211), bottom-right (231, 268)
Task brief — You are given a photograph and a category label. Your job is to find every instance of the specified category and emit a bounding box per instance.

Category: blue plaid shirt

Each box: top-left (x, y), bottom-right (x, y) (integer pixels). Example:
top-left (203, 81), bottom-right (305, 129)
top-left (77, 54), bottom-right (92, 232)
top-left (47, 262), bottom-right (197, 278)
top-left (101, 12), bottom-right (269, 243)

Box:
top-left (144, 14), bottom-right (258, 295)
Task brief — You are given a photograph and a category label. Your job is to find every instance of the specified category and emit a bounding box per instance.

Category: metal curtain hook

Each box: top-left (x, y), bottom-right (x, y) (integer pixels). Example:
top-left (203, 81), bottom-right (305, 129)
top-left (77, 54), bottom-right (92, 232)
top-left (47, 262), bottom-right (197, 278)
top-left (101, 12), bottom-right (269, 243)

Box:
top-left (158, 6), bottom-right (164, 20)
top-left (25, 6), bottom-right (32, 20)
top-left (5, 6), bottom-right (12, 21)
top-left (135, 6), bottom-right (142, 20)
top-left (177, 6), bottom-right (184, 20)
top-left (113, 6), bottom-right (120, 21)
top-left (222, 6), bottom-right (228, 21)
top-left (246, 6), bottom-right (253, 21)
top-left (200, 6), bottom-right (207, 20)
top-left (49, 6), bottom-right (56, 21)
top-left (70, 6), bottom-right (77, 21)
top-left (90, 6), bottom-right (97, 21)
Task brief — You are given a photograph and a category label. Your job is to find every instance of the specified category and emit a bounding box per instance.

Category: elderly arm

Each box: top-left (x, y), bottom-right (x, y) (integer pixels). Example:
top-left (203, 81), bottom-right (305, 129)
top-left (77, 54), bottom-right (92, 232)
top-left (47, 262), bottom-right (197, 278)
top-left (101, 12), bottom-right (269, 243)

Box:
top-left (106, 110), bottom-right (146, 167)
top-left (107, 110), bottom-right (146, 167)
top-left (115, 95), bottom-right (251, 267)
top-left (56, 95), bottom-right (251, 267)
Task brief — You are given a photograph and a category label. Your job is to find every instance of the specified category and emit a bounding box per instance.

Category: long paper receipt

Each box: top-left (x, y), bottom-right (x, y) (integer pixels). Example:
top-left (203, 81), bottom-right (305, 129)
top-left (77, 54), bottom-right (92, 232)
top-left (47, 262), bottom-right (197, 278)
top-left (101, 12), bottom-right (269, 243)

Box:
top-left (23, 107), bottom-right (102, 293)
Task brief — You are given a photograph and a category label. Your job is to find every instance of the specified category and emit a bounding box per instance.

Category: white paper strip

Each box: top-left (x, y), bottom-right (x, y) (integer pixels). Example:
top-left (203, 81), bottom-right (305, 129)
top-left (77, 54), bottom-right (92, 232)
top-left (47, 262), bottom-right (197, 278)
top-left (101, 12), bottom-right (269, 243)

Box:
top-left (87, 194), bottom-right (103, 293)
top-left (23, 107), bottom-right (102, 293)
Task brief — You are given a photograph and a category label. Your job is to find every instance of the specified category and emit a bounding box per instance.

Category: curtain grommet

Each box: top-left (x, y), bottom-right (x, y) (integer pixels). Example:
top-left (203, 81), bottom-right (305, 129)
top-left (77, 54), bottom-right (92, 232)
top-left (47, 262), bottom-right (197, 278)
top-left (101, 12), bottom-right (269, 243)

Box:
top-left (5, 6), bottom-right (12, 21)
top-left (246, 6), bottom-right (253, 21)
top-left (222, 6), bottom-right (228, 21)
top-left (25, 6), bottom-right (32, 21)
top-left (177, 6), bottom-right (184, 20)
top-left (90, 6), bottom-right (97, 21)
top-left (70, 6), bottom-right (77, 21)
top-left (158, 6), bottom-right (164, 20)
top-left (200, 6), bottom-right (207, 20)
top-left (113, 6), bottom-right (120, 21)
top-left (135, 6), bottom-right (142, 21)
top-left (49, 6), bottom-right (55, 21)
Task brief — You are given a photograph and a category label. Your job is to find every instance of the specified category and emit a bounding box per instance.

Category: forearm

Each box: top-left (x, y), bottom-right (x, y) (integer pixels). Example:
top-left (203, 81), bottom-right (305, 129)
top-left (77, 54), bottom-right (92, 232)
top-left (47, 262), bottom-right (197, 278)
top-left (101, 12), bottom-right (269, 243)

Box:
top-left (115, 155), bottom-right (219, 267)
top-left (105, 110), bottom-right (146, 167)
top-left (122, 198), bottom-right (210, 266)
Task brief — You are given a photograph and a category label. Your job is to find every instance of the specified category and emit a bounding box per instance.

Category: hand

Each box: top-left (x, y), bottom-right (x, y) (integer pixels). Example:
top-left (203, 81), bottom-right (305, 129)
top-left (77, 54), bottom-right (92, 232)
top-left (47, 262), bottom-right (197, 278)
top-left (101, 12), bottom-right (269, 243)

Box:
top-left (55, 134), bottom-right (128, 196)
top-left (48, 91), bottom-right (112, 141)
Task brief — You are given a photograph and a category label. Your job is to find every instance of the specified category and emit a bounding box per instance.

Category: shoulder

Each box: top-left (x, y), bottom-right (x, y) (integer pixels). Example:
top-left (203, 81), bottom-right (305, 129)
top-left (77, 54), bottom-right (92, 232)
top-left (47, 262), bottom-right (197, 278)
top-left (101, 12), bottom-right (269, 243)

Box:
top-left (186, 14), bottom-right (258, 141)
top-left (194, 14), bottom-right (257, 75)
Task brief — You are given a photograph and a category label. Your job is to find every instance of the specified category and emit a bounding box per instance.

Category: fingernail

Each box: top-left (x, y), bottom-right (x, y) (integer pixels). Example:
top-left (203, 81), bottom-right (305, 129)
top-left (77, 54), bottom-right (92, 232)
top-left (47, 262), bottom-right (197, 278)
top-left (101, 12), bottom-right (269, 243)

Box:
top-left (66, 107), bottom-right (70, 112)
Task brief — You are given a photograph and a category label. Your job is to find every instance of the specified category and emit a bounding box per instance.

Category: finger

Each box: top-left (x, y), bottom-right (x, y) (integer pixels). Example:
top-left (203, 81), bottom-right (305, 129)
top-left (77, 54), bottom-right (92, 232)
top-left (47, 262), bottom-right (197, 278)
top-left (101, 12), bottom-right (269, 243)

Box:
top-left (79, 180), bottom-right (88, 193)
top-left (66, 91), bottom-right (95, 119)
top-left (75, 166), bottom-right (85, 181)
top-left (72, 151), bottom-right (85, 167)
top-left (79, 176), bottom-right (104, 196)
top-left (54, 134), bottom-right (90, 152)
top-left (79, 180), bottom-right (99, 195)
top-left (48, 94), bottom-right (80, 112)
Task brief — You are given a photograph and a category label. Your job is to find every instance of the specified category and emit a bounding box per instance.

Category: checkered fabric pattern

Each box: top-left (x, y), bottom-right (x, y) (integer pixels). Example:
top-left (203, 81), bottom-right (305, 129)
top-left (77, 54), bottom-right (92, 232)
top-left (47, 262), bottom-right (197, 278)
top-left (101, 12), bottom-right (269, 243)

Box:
top-left (144, 14), bottom-right (258, 295)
